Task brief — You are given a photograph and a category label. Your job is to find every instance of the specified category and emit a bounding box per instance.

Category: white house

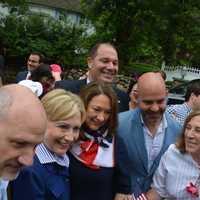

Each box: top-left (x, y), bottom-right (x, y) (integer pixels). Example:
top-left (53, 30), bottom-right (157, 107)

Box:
top-left (28, 0), bottom-right (81, 24)
top-left (0, 0), bottom-right (82, 25)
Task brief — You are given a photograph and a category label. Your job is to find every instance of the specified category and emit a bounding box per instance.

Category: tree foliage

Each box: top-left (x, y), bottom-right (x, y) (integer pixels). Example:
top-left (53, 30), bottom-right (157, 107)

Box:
top-left (0, 6), bottom-right (87, 68)
top-left (1, 0), bottom-right (200, 73)
top-left (81, 0), bottom-right (200, 71)
top-left (0, 0), bottom-right (28, 14)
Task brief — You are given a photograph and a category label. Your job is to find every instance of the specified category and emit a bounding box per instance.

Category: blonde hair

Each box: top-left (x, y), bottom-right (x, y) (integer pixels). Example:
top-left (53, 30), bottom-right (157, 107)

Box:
top-left (41, 89), bottom-right (85, 122)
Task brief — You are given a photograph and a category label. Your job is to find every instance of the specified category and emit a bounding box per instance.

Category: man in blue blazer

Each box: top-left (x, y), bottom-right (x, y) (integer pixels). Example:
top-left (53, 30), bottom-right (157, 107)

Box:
top-left (55, 43), bottom-right (129, 112)
top-left (115, 72), bottom-right (182, 200)
top-left (15, 52), bottom-right (45, 83)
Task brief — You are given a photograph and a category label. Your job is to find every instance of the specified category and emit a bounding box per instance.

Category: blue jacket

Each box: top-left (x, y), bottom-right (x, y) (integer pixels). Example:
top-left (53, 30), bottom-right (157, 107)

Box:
top-left (11, 155), bottom-right (70, 200)
top-left (115, 108), bottom-right (182, 196)
top-left (15, 71), bottom-right (28, 83)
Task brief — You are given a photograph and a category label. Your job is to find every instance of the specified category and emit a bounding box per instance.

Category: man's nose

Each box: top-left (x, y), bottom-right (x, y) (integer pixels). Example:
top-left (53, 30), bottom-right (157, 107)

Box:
top-left (107, 61), bottom-right (115, 69)
top-left (150, 103), bottom-right (159, 112)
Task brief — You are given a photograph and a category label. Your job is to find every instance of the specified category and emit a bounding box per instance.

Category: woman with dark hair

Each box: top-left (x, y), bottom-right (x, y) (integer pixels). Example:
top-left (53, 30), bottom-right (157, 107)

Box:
top-left (147, 110), bottom-right (200, 200)
top-left (69, 81), bottom-right (118, 200)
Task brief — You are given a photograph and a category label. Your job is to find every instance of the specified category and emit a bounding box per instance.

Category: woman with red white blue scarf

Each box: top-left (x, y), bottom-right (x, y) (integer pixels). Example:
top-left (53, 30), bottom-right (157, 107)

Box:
top-left (70, 81), bottom-right (118, 200)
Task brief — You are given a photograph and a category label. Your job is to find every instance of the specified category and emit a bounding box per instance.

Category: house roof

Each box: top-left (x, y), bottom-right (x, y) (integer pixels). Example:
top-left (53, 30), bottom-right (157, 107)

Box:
top-left (28, 0), bottom-right (81, 13)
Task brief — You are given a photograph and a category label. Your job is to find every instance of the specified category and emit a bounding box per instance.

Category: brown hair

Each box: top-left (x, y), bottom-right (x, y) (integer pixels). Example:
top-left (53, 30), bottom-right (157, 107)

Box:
top-left (88, 42), bottom-right (117, 59)
top-left (30, 52), bottom-right (45, 63)
top-left (176, 110), bottom-right (200, 153)
top-left (80, 81), bottom-right (118, 136)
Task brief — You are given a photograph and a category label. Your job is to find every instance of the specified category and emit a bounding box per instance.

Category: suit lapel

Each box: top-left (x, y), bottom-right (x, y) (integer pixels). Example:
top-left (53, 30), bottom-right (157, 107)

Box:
top-left (77, 79), bottom-right (87, 92)
top-left (149, 115), bottom-right (172, 175)
top-left (7, 182), bottom-right (12, 200)
top-left (131, 110), bottom-right (148, 172)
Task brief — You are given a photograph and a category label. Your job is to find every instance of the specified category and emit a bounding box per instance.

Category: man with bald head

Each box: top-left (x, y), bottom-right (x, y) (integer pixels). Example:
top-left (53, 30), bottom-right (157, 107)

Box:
top-left (115, 72), bottom-right (181, 200)
top-left (0, 84), bottom-right (47, 199)
top-left (0, 84), bottom-right (47, 180)
top-left (0, 84), bottom-right (46, 180)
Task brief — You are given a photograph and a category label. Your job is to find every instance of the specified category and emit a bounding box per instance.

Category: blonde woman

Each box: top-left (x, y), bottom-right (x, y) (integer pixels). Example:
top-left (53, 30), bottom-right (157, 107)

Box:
top-left (11, 89), bottom-right (85, 200)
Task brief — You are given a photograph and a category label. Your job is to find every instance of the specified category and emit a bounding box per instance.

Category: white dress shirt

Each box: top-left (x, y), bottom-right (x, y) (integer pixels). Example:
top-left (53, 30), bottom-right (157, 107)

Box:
top-left (0, 179), bottom-right (8, 200)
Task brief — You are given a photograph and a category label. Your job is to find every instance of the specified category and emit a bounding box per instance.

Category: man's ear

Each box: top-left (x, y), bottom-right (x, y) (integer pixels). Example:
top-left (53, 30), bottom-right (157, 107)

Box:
top-left (166, 88), bottom-right (169, 96)
top-left (190, 93), bottom-right (196, 102)
top-left (87, 57), bottom-right (93, 69)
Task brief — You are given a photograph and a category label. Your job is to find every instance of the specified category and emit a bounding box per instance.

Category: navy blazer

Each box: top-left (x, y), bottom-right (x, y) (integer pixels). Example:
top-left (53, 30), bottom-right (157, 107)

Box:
top-left (11, 155), bottom-right (70, 200)
top-left (115, 108), bottom-right (182, 196)
top-left (15, 71), bottom-right (28, 83)
top-left (55, 79), bottom-right (129, 112)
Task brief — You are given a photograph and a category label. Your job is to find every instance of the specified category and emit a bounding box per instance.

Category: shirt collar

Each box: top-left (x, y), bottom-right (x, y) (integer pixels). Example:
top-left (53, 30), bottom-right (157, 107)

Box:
top-left (86, 77), bottom-right (92, 84)
top-left (140, 113), bottom-right (168, 130)
top-left (184, 102), bottom-right (192, 112)
top-left (35, 143), bottom-right (69, 167)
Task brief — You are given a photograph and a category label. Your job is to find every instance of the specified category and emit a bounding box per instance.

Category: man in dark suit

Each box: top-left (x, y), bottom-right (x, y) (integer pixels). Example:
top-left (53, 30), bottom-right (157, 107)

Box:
top-left (15, 52), bottom-right (45, 83)
top-left (55, 43), bottom-right (129, 112)
top-left (115, 72), bottom-right (181, 200)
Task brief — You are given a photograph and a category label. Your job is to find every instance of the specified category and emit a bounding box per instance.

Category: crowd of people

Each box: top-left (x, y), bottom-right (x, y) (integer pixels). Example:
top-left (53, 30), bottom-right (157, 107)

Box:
top-left (0, 42), bottom-right (200, 200)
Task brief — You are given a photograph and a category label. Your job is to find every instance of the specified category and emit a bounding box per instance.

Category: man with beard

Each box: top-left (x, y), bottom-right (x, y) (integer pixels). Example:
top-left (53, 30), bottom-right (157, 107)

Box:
top-left (55, 42), bottom-right (129, 112)
top-left (114, 72), bottom-right (181, 200)
top-left (0, 84), bottom-right (47, 199)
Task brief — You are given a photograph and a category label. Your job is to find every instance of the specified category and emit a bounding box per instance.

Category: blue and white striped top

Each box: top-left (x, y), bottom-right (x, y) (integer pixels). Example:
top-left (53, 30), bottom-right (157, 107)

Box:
top-left (35, 143), bottom-right (69, 167)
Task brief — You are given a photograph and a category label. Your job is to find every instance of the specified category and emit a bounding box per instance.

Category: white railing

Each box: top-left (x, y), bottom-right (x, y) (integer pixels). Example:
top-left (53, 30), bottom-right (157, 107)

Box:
top-left (161, 62), bottom-right (200, 81)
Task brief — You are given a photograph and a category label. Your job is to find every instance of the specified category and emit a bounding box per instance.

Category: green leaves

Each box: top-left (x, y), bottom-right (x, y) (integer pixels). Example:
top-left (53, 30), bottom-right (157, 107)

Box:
top-left (0, 10), bottom-right (87, 68)
top-left (81, 0), bottom-right (200, 72)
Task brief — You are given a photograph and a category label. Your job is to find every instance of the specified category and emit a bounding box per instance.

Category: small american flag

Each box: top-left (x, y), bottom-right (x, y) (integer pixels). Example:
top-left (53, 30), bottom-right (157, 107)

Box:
top-left (133, 193), bottom-right (148, 200)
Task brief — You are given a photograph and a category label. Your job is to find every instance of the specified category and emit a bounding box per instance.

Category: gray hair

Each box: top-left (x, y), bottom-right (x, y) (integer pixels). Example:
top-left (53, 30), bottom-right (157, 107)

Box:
top-left (0, 90), bottom-right (13, 120)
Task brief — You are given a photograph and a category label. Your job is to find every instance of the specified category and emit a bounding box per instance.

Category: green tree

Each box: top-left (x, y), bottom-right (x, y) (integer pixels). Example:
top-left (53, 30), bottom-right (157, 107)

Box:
top-left (0, 11), bottom-right (86, 68)
top-left (81, 0), bottom-right (200, 71)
